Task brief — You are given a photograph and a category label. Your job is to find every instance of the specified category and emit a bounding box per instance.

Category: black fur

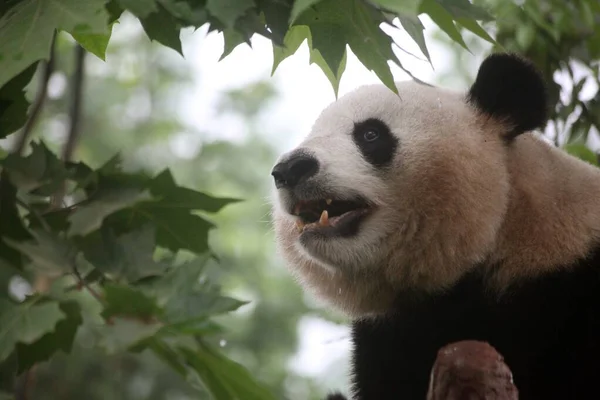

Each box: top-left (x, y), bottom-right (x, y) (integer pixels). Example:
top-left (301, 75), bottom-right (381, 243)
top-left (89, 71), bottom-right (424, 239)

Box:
top-left (346, 245), bottom-right (600, 399)
top-left (467, 53), bottom-right (549, 140)
top-left (352, 118), bottom-right (398, 168)
top-left (325, 393), bottom-right (348, 400)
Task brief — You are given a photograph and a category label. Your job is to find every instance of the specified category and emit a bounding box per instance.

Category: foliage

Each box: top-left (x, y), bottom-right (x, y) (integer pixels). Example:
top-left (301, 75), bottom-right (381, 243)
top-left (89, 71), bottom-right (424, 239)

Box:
top-left (0, 139), bottom-right (285, 399)
top-left (485, 0), bottom-right (600, 151)
top-left (435, 0), bottom-right (600, 162)
top-left (0, 0), bottom-right (497, 398)
top-left (0, 0), bottom-right (495, 104)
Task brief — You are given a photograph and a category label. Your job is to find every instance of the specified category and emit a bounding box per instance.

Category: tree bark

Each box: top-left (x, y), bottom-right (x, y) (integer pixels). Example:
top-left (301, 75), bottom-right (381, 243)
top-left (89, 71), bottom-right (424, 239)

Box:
top-left (427, 340), bottom-right (518, 400)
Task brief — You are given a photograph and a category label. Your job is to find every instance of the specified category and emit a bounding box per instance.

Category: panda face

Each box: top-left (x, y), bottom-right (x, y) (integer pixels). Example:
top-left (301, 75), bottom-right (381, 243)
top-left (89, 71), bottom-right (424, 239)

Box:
top-left (271, 54), bottom-right (552, 317)
top-left (271, 81), bottom-right (512, 315)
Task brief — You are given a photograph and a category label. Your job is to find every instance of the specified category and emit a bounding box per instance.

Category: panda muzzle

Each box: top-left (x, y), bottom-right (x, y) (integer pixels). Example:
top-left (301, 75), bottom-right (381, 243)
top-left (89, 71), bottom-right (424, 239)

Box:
top-left (293, 198), bottom-right (369, 232)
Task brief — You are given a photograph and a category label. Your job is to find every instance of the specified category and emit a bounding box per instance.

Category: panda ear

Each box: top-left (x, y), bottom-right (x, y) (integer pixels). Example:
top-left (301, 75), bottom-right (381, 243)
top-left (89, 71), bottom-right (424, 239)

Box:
top-left (467, 53), bottom-right (548, 140)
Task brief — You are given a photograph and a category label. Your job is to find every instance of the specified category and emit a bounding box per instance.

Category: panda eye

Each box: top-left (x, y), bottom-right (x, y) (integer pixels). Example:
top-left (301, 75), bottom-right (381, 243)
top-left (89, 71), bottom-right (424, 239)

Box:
top-left (352, 118), bottom-right (397, 168)
top-left (363, 129), bottom-right (380, 142)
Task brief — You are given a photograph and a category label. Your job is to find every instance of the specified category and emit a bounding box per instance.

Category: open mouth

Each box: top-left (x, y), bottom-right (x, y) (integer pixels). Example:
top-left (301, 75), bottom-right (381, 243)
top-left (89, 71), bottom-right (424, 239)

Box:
top-left (293, 198), bottom-right (371, 237)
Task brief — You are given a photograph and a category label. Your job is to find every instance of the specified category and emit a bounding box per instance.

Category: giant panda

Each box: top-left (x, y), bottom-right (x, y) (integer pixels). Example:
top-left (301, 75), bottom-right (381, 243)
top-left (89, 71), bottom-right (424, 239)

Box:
top-left (270, 52), bottom-right (600, 400)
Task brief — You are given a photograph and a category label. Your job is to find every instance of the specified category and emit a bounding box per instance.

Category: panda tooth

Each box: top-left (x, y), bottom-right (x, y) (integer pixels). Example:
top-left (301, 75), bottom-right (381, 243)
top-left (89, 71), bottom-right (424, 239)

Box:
top-left (319, 210), bottom-right (329, 226)
top-left (295, 219), bottom-right (305, 232)
top-left (326, 199), bottom-right (332, 205)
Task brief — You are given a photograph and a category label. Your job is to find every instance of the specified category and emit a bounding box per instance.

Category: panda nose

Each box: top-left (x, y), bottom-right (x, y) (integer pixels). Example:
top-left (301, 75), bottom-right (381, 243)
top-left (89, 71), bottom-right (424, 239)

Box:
top-left (271, 154), bottom-right (319, 189)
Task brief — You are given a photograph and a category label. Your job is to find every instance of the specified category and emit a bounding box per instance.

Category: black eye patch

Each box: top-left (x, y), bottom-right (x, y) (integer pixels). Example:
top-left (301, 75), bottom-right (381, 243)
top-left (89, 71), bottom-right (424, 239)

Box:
top-left (352, 118), bottom-right (398, 168)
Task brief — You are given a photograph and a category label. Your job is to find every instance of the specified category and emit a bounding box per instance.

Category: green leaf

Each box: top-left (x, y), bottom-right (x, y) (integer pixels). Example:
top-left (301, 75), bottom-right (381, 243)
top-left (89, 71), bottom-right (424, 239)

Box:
top-left (397, 13), bottom-right (431, 63)
top-left (179, 344), bottom-right (277, 400)
top-left (27, 206), bottom-right (71, 233)
top-left (0, 298), bottom-right (66, 362)
top-left (257, 0), bottom-right (292, 42)
top-left (79, 225), bottom-right (167, 282)
top-left (1, 141), bottom-right (68, 193)
top-left (0, 0), bottom-right (110, 88)
top-left (147, 337), bottom-right (188, 376)
top-left (294, 0), bottom-right (399, 94)
top-left (67, 188), bottom-right (152, 237)
top-left (138, 256), bottom-right (211, 303)
top-left (116, 0), bottom-right (158, 18)
top-left (564, 144), bottom-right (598, 166)
top-left (305, 24), bottom-right (346, 83)
top-left (289, 0), bottom-right (322, 23)
top-left (272, 25), bottom-right (310, 74)
top-left (419, 0), bottom-right (469, 51)
top-left (139, 3), bottom-right (183, 55)
top-left (96, 316), bottom-right (163, 354)
top-left (162, 318), bottom-right (225, 337)
top-left (104, 170), bottom-right (226, 255)
top-left (102, 284), bottom-right (162, 320)
top-left (455, 17), bottom-right (494, 44)
top-left (14, 300), bottom-right (82, 373)
top-left (435, 0), bottom-right (493, 21)
top-left (0, 175), bottom-right (31, 268)
top-left (272, 23), bottom-right (347, 94)
top-left (220, 28), bottom-right (249, 61)
top-left (3, 229), bottom-right (77, 276)
top-left (65, 160), bottom-right (98, 193)
top-left (71, 23), bottom-right (114, 61)
top-left (106, 0), bottom-right (124, 24)
top-left (206, 0), bottom-right (255, 28)
top-left (157, 0), bottom-right (208, 27)
top-left (164, 289), bottom-right (246, 324)
top-left (138, 257), bottom-right (246, 324)
top-left (233, 7), bottom-right (276, 44)
top-left (0, 61), bottom-right (37, 139)
top-left (371, 0), bottom-right (422, 18)
top-left (309, 44), bottom-right (346, 97)
top-left (149, 169), bottom-right (240, 213)
top-left (110, 205), bottom-right (215, 255)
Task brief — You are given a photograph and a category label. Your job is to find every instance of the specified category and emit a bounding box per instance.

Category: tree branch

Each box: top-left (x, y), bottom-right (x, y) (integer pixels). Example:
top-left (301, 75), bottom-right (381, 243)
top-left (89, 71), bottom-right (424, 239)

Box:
top-left (71, 264), bottom-right (105, 305)
top-left (427, 341), bottom-right (518, 400)
top-left (51, 43), bottom-right (86, 209)
top-left (13, 31), bottom-right (57, 156)
top-left (62, 44), bottom-right (86, 162)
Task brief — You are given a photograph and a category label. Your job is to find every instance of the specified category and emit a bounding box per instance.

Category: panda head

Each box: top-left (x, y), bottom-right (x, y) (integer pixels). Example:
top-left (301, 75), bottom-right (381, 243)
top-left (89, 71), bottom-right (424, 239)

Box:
top-left (271, 53), bottom-right (550, 317)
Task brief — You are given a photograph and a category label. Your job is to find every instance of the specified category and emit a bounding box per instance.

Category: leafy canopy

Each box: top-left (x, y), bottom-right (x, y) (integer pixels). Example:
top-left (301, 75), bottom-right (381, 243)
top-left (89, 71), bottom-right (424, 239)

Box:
top-left (0, 0), bottom-right (495, 103)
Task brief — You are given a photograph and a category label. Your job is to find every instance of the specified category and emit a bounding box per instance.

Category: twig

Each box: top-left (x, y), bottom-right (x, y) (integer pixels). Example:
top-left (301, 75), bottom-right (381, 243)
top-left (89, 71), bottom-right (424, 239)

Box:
top-left (62, 44), bottom-right (86, 162)
top-left (51, 43), bottom-right (86, 209)
top-left (13, 31), bottom-right (57, 156)
top-left (71, 264), bottom-right (105, 304)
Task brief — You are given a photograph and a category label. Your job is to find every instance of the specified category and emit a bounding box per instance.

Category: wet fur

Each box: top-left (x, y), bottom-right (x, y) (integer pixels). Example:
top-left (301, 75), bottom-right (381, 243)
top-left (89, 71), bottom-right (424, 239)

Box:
top-left (271, 53), bottom-right (600, 399)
